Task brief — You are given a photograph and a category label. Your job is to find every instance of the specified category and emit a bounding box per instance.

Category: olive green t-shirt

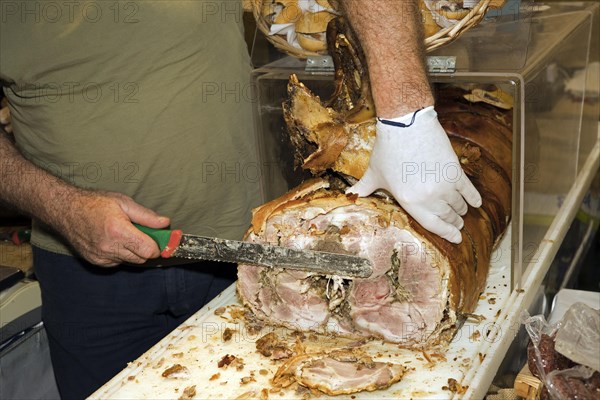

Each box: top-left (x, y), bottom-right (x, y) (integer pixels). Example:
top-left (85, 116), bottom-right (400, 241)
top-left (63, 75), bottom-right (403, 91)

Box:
top-left (0, 0), bottom-right (262, 255)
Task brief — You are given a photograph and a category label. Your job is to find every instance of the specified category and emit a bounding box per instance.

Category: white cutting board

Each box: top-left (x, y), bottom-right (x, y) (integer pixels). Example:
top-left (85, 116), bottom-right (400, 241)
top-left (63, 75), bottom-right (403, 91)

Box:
top-left (90, 230), bottom-right (512, 400)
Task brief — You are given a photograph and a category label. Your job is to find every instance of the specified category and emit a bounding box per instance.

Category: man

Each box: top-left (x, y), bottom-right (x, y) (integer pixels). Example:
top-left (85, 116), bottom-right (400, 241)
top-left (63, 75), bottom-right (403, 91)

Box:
top-left (1, 1), bottom-right (260, 398)
top-left (0, 0), bottom-right (479, 398)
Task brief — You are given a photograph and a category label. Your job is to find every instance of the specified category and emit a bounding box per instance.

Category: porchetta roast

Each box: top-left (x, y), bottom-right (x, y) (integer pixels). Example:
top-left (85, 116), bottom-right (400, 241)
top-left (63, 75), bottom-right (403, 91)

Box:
top-left (238, 17), bottom-right (512, 348)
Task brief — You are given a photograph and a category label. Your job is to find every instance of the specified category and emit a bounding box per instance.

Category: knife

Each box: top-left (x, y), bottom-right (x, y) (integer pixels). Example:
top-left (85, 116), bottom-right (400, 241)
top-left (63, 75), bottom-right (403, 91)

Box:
top-left (135, 225), bottom-right (373, 278)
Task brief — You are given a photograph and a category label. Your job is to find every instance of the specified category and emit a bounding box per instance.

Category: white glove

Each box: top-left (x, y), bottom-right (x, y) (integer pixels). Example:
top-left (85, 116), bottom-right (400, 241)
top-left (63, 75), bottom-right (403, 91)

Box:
top-left (347, 106), bottom-right (482, 244)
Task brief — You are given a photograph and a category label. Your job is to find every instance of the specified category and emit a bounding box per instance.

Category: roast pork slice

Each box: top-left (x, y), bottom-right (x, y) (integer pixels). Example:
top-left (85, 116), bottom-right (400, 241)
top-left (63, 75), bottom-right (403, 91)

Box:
top-left (272, 349), bottom-right (405, 395)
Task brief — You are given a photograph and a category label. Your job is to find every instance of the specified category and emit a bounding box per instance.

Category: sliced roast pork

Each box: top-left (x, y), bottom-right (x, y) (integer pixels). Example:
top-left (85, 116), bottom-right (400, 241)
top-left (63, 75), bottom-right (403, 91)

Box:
top-left (237, 17), bottom-right (512, 348)
top-left (272, 349), bottom-right (405, 395)
top-left (238, 178), bottom-right (463, 346)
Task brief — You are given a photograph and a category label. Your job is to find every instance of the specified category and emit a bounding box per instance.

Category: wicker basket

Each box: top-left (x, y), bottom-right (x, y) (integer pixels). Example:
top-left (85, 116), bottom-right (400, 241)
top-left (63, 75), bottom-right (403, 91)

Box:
top-left (425, 0), bottom-right (493, 51)
top-left (246, 0), bottom-right (504, 58)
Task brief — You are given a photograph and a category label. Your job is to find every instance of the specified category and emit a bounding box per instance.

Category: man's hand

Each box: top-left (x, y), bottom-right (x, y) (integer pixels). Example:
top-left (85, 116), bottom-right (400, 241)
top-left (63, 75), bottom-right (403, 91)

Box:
top-left (348, 107), bottom-right (482, 244)
top-left (1, 121), bottom-right (170, 266)
top-left (59, 190), bottom-right (171, 266)
top-left (1, 97), bottom-right (13, 134)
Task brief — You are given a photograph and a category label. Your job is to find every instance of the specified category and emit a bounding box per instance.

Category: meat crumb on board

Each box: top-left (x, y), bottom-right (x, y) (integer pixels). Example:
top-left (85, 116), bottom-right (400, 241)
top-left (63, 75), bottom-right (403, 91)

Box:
top-left (244, 312), bottom-right (265, 335)
top-left (255, 332), bottom-right (293, 359)
top-left (463, 313), bottom-right (486, 323)
top-left (235, 391), bottom-right (257, 399)
top-left (228, 306), bottom-right (245, 320)
top-left (178, 385), bottom-right (196, 400)
top-left (226, 306), bottom-right (265, 335)
top-left (260, 388), bottom-right (269, 399)
top-left (218, 354), bottom-right (236, 368)
top-left (214, 306), bottom-right (227, 316)
top-left (290, 331), bottom-right (306, 340)
top-left (161, 364), bottom-right (190, 379)
top-left (240, 375), bottom-right (256, 384)
top-left (218, 354), bottom-right (245, 370)
top-left (153, 357), bottom-right (166, 369)
top-left (222, 327), bottom-right (236, 342)
top-left (430, 353), bottom-right (448, 362)
top-left (443, 378), bottom-right (468, 394)
top-left (422, 351), bottom-right (434, 366)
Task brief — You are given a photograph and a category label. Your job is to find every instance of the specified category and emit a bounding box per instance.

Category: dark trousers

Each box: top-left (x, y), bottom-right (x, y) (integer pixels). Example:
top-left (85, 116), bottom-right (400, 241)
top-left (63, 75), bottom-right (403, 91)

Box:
top-left (33, 246), bottom-right (236, 400)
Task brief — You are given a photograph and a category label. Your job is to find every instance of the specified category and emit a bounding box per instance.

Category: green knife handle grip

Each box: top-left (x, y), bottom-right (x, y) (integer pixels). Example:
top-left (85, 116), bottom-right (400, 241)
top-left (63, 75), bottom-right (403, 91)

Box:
top-left (134, 224), bottom-right (183, 258)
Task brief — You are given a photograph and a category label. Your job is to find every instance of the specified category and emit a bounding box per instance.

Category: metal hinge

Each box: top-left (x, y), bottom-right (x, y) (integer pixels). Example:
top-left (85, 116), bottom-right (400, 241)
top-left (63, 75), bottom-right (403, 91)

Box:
top-left (305, 55), bottom-right (334, 73)
top-left (305, 55), bottom-right (455, 74)
top-left (426, 56), bottom-right (457, 74)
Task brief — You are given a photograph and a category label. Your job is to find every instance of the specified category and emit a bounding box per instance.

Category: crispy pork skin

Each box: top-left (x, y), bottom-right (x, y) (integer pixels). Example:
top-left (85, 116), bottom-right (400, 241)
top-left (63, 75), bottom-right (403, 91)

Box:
top-left (238, 17), bottom-right (511, 349)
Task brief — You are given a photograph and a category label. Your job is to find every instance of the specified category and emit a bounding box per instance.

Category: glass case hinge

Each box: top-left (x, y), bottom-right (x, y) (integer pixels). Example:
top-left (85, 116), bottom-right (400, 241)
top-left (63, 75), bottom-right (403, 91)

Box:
top-left (305, 56), bottom-right (335, 74)
top-left (427, 56), bottom-right (457, 74)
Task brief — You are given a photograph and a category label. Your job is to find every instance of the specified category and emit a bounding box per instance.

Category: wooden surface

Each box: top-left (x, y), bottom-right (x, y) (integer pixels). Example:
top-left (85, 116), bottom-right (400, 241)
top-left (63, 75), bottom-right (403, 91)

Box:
top-left (514, 364), bottom-right (543, 400)
top-left (0, 227), bottom-right (33, 276)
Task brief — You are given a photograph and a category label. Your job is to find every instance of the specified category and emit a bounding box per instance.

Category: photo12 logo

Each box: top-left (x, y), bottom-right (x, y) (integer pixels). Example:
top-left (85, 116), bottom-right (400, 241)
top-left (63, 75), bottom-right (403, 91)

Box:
top-left (12, 81), bottom-right (139, 104)
top-left (1, 1), bottom-right (140, 24)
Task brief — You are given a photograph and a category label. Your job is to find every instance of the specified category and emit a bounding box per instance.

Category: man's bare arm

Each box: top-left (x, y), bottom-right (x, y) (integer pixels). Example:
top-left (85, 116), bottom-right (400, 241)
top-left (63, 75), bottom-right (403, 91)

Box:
top-left (0, 130), bottom-right (168, 266)
top-left (340, 0), bottom-right (434, 117)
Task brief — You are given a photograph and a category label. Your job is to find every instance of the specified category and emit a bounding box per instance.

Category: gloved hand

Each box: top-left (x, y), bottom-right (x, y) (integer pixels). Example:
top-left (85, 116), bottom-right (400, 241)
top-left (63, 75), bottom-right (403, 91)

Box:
top-left (347, 106), bottom-right (482, 244)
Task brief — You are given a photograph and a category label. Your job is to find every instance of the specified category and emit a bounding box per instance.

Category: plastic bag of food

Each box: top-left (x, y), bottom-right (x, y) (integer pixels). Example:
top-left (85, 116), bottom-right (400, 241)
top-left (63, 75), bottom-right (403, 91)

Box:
top-left (521, 302), bottom-right (600, 400)
top-left (554, 302), bottom-right (600, 373)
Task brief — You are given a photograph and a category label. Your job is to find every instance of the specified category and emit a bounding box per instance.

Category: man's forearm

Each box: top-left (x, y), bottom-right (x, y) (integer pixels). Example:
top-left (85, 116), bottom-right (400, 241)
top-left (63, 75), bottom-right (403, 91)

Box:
top-left (0, 130), bottom-right (81, 231)
top-left (341, 0), bottom-right (434, 117)
top-left (1, 127), bottom-right (171, 265)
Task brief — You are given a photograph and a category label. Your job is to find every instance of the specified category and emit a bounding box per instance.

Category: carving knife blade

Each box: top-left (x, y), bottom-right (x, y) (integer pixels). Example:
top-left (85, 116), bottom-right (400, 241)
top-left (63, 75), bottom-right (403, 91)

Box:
top-left (134, 225), bottom-right (373, 278)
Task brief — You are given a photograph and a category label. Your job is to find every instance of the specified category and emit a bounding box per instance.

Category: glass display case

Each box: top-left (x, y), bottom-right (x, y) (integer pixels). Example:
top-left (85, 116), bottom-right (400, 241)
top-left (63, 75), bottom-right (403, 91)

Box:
top-left (249, 1), bottom-right (598, 289)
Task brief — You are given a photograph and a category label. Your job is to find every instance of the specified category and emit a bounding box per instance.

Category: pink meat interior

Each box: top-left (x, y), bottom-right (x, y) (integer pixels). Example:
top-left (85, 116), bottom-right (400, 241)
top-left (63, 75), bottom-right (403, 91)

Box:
top-left (238, 204), bottom-right (450, 345)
